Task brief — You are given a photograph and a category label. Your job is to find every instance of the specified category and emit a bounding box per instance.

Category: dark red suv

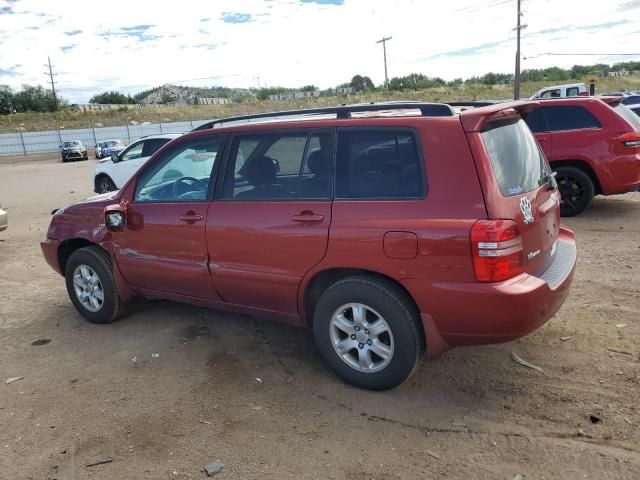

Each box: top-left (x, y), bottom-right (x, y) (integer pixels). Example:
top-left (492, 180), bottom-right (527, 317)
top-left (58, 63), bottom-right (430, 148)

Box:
top-left (41, 102), bottom-right (577, 390)
top-left (522, 97), bottom-right (640, 216)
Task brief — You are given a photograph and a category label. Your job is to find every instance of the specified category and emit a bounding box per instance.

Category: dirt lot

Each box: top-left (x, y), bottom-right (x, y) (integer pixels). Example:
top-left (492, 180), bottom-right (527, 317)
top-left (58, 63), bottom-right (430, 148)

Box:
top-left (0, 157), bottom-right (638, 480)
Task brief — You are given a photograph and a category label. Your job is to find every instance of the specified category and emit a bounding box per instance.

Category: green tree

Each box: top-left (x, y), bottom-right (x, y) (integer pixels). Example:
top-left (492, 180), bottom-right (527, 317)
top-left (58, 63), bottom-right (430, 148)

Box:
top-left (0, 84), bottom-right (14, 114)
top-left (12, 85), bottom-right (56, 112)
top-left (255, 87), bottom-right (288, 100)
top-left (300, 85), bottom-right (317, 92)
top-left (90, 91), bottom-right (135, 104)
top-left (350, 75), bottom-right (375, 92)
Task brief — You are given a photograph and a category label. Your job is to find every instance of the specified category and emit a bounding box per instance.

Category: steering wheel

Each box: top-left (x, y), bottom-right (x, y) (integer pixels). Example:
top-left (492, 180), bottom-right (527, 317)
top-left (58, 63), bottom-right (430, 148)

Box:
top-left (172, 176), bottom-right (207, 198)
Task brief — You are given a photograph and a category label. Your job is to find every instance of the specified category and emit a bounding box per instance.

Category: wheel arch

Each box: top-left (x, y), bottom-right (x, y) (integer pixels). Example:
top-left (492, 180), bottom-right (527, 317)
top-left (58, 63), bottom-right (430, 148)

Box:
top-left (58, 238), bottom-right (110, 274)
top-left (94, 173), bottom-right (116, 191)
top-left (301, 268), bottom-right (421, 328)
top-left (550, 159), bottom-right (602, 195)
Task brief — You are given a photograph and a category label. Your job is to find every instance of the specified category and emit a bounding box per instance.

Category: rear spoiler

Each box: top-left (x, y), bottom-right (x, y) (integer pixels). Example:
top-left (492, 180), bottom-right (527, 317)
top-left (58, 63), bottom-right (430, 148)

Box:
top-left (459, 100), bottom-right (541, 132)
top-left (598, 95), bottom-right (623, 107)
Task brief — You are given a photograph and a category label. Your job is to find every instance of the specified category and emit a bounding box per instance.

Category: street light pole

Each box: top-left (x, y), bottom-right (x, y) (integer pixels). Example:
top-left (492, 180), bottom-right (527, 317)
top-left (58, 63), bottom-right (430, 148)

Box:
top-left (376, 36), bottom-right (392, 90)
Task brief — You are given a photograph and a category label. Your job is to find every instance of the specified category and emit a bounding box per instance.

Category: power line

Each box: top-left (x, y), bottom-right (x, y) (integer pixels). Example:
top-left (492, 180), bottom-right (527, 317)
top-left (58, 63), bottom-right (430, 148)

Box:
top-left (524, 52), bottom-right (640, 59)
top-left (44, 56), bottom-right (58, 111)
top-left (376, 36), bottom-right (392, 90)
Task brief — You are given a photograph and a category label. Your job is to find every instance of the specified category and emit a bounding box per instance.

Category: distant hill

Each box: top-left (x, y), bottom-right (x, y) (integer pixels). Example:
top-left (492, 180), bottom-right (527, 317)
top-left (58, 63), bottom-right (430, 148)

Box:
top-left (133, 84), bottom-right (256, 104)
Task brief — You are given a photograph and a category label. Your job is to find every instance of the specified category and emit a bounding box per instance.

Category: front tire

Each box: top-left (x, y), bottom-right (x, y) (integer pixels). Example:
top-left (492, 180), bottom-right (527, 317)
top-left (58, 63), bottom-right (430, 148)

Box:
top-left (64, 246), bottom-right (127, 324)
top-left (554, 166), bottom-right (594, 217)
top-left (313, 276), bottom-right (424, 390)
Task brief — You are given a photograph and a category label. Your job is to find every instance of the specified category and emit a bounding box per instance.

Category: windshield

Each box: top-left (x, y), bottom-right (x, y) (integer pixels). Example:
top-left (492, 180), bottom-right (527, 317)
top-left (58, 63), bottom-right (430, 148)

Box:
top-left (63, 141), bottom-right (81, 147)
top-left (481, 117), bottom-right (547, 197)
top-left (614, 103), bottom-right (640, 130)
top-left (105, 140), bottom-right (123, 147)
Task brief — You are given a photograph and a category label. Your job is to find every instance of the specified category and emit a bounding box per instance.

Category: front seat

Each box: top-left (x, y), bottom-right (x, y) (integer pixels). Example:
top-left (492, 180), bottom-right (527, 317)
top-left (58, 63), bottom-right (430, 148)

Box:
top-left (302, 149), bottom-right (330, 197)
top-left (235, 155), bottom-right (286, 199)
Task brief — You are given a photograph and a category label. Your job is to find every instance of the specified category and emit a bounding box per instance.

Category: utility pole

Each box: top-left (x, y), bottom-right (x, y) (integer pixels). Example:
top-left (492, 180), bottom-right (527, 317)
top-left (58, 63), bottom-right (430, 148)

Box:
top-left (44, 56), bottom-right (58, 111)
top-left (376, 36), bottom-right (392, 90)
top-left (513, 0), bottom-right (527, 100)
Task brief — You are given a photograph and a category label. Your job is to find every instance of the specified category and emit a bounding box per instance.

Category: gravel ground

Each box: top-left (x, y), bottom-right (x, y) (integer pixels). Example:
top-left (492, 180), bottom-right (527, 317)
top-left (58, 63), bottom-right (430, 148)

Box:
top-left (0, 157), bottom-right (638, 480)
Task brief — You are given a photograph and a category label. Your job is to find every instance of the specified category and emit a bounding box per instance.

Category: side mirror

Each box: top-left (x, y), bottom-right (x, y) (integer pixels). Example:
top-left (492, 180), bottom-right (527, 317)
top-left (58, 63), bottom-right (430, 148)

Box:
top-left (111, 154), bottom-right (120, 163)
top-left (104, 204), bottom-right (126, 232)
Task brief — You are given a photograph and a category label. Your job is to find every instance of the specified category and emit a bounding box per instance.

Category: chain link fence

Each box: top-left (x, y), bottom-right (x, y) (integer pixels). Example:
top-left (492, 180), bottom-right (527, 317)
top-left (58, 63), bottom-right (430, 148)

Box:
top-left (0, 120), bottom-right (205, 156)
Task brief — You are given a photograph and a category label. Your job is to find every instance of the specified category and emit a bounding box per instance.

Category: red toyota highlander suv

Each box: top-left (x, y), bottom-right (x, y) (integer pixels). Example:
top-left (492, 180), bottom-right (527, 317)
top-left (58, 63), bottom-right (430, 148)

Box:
top-left (41, 102), bottom-right (577, 390)
top-left (522, 97), bottom-right (640, 216)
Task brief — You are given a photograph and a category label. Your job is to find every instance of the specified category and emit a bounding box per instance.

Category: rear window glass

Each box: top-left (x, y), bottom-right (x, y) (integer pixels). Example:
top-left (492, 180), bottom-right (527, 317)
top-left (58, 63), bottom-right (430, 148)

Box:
top-left (613, 103), bottom-right (640, 129)
top-left (336, 130), bottom-right (424, 199)
top-left (481, 118), bottom-right (547, 197)
top-left (543, 106), bottom-right (601, 131)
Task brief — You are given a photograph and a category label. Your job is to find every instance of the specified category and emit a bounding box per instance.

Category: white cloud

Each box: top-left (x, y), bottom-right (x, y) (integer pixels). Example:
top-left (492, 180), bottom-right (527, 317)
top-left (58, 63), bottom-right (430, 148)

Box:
top-left (0, 0), bottom-right (638, 102)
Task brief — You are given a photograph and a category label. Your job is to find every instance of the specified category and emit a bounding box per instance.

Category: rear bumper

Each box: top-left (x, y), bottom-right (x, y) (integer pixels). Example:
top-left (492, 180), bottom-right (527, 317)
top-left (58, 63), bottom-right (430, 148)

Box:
top-left (41, 238), bottom-right (62, 275)
top-left (407, 228), bottom-right (577, 356)
top-left (599, 153), bottom-right (640, 195)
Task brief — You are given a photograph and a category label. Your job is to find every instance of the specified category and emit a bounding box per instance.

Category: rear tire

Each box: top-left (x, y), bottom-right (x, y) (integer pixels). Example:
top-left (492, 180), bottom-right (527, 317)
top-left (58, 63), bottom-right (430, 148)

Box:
top-left (554, 166), bottom-right (594, 217)
top-left (96, 176), bottom-right (117, 193)
top-left (64, 246), bottom-right (127, 324)
top-left (313, 276), bottom-right (424, 390)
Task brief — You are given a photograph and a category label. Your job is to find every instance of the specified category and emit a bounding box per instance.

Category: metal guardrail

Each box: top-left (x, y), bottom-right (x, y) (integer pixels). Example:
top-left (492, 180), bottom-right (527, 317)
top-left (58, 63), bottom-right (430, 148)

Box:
top-left (0, 120), bottom-right (196, 157)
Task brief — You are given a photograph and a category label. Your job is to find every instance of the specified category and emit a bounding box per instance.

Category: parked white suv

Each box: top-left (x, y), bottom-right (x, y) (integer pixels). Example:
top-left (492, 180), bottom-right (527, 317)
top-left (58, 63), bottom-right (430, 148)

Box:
top-left (93, 134), bottom-right (181, 193)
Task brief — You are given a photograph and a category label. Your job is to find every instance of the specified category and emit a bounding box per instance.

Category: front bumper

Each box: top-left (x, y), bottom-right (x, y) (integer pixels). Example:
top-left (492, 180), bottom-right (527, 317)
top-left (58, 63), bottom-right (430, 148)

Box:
top-left (62, 150), bottom-right (86, 160)
top-left (41, 238), bottom-right (62, 275)
top-left (406, 228), bottom-right (577, 354)
top-left (0, 207), bottom-right (7, 231)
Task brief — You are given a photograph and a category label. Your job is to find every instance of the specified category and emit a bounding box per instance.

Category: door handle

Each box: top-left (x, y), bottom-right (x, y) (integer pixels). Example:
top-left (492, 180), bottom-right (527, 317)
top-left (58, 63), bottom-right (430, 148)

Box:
top-left (292, 211), bottom-right (324, 223)
top-left (179, 213), bottom-right (204, 222)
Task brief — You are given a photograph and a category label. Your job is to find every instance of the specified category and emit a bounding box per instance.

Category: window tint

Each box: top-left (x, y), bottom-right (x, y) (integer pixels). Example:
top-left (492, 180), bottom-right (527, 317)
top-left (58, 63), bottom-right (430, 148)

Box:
top-left (141, 138), bottom-right (170, 157)
top-left (481, 118), bottom-right (547, 197)
top-left (543, 106), bottom-right (601, 131)
top-left (523, 108), bottom-right (548, 133)
top-left (223, 132), bottom-right (333, 200)
top-left (335, 130), bottom-right (424, 199)
top-left (134, 137), bottom-right (223, 202)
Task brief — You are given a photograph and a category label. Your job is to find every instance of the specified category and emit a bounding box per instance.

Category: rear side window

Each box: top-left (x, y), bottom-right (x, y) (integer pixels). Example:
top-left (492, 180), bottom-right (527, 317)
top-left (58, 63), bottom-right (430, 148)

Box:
top-left (523, 109), bottom-right (548, 133)
top-left (543, 106), bottom-right (601, 131)
top-left (141, 138), bottom-right (171, 157)
top-left (481, 118), bottom-right (546, 197)
top-left (566, 87), bottom-right (579, 97)
top-left (613, 103), bottom-right (640, 129)
top-left (335, 130), bottom-right (424, 199)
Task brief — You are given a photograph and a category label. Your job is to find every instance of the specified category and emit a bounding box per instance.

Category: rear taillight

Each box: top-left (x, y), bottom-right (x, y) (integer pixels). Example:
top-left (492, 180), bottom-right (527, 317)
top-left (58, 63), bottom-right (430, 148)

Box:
top-left (616, 132), bottom-right (640, 148)
top-left (470, 220), bottom-right (524, 282)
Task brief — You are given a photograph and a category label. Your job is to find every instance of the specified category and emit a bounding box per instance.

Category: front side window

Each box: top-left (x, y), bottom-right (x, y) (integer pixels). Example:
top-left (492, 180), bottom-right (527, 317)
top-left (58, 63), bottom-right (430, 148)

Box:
top-left (141, 138), bottom-right (171, 157)
top-left (335, 130), bottom-right (424, 199)
top-left (543, 106), bottom-right (601, 131)
top-left (481, 118), bottom-right (547, 197)
top-left (121, 141), bottom-right (144, 161)
top-left (540, 89), bottom-right (561, 99)
top-left (134, 137), bottom-right (223, 202)
top-left (223, 131), bottom-right (333, 200)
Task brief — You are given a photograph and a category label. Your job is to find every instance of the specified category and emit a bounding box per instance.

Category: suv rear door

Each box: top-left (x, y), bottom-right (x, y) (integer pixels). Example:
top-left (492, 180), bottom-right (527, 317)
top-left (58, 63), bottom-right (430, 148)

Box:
top-left (464, 110), bottom-right (560, 278)
top-left (206, 129), bottom-right (334, 318)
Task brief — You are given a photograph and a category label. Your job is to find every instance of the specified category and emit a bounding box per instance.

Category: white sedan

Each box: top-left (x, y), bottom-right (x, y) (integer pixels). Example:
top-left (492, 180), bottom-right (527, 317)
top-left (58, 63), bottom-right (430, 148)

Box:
top-left (93, 134), bottom-right (181, 193)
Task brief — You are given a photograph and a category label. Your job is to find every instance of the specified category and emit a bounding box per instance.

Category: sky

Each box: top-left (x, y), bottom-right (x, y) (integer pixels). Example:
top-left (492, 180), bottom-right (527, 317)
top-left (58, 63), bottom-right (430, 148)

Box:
top-left (0, 0), bottom-right (639, 103)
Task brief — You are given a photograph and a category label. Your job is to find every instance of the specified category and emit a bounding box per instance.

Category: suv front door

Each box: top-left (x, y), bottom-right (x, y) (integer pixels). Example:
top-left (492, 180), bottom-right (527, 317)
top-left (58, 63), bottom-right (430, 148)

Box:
top-left (206, 130), bottom-right (334, 319)
top-left (114, 135), bottom-right (225, 299)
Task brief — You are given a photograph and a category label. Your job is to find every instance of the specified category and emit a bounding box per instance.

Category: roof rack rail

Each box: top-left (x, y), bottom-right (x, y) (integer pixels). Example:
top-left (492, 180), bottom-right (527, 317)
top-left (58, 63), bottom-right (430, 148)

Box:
top-left (192, 102), bottom-right (455, 131)
top-left (446, 101), bottom-right (503, 107)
